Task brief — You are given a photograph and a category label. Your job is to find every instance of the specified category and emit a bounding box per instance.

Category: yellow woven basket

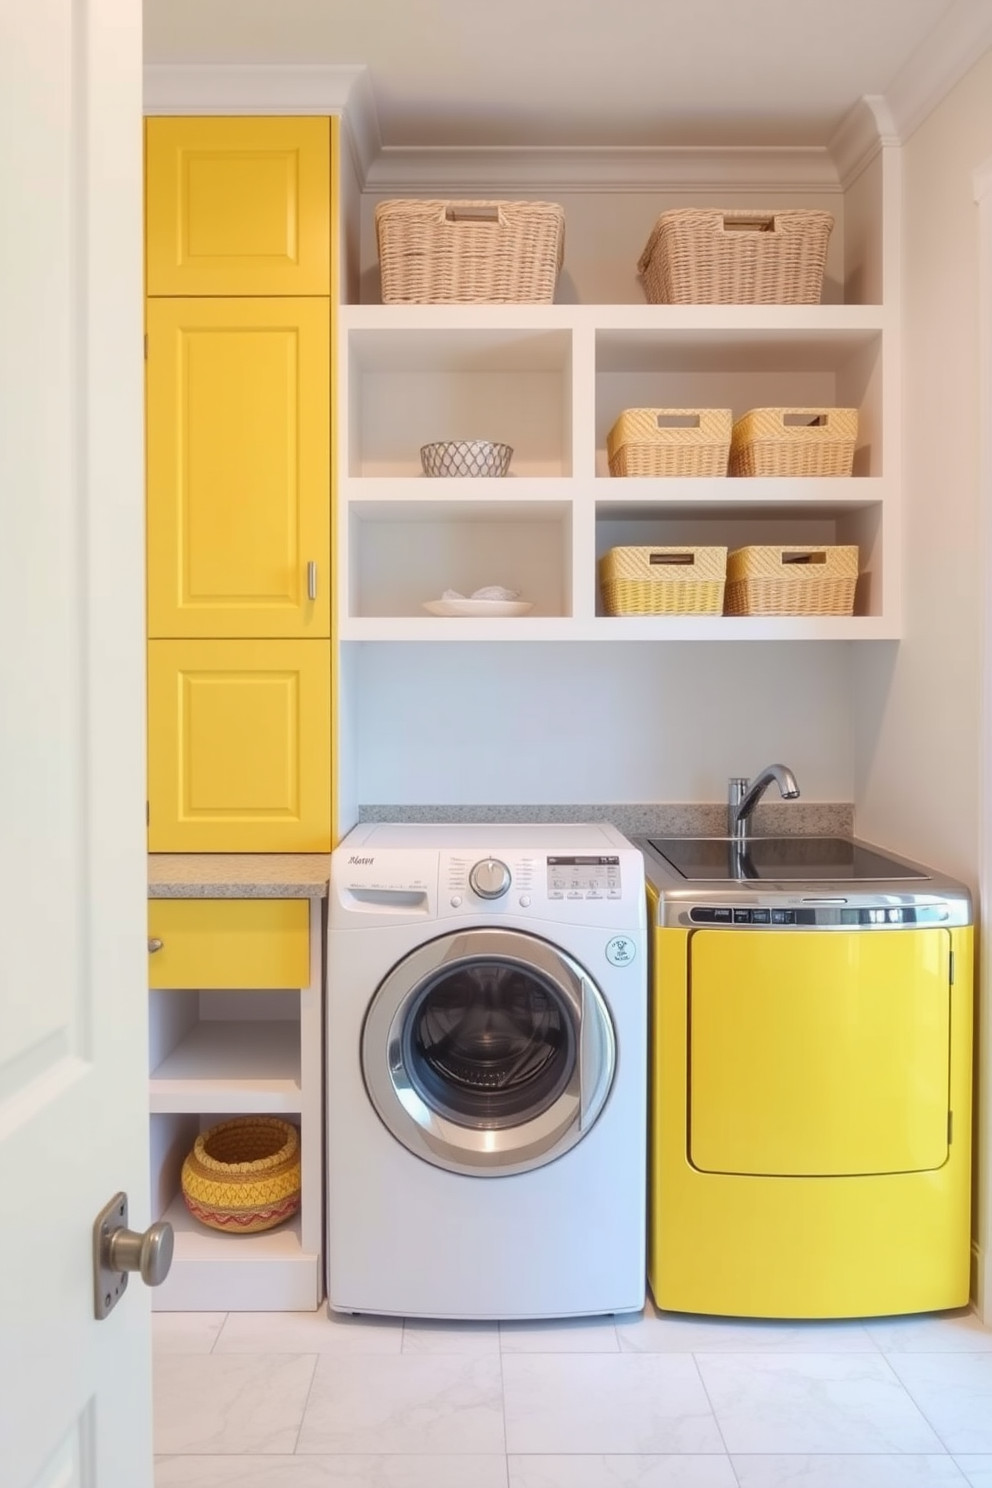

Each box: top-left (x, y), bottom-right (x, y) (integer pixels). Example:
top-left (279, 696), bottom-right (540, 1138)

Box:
top-left (599, 546), bottom-right (728, 615)
top-left (375, 199), bottom-right (565, 304)
top-left (181, 1117), bottom-right (301, 1234)
top-left (730, 407), bottom-right (858, 477)
top-left (606, 408), bottom-right (732, 477)
top-left (638, 209), bottom-right (834, 305)
top-left (724, 545), bottom-right (859, 616)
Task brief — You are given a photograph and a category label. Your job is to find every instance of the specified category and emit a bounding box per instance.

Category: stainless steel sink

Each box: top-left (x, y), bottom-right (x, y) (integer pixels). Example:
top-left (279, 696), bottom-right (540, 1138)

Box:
top-left (643, 835), bottom-right (930, 883)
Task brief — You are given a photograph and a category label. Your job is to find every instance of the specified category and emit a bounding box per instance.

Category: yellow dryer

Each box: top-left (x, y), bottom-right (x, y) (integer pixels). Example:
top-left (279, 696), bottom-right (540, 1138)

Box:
top-left (638, 833), bottom-right (973, 1319)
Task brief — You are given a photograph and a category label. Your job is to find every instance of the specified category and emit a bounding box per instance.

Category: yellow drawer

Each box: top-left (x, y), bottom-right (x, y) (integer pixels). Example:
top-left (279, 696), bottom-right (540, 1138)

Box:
top-left (148, 899), bottom-right (310, 989)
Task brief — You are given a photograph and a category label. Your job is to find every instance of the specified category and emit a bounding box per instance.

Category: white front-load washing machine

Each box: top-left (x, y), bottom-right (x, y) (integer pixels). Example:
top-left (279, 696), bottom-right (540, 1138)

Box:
top-left (326, 821), bottom-right (647, 1320)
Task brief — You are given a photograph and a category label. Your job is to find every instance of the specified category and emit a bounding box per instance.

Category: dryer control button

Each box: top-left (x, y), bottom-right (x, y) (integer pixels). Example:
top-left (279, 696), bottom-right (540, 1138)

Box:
top-left (606, 936), bottom-right (636, 967)
top-left (519, 894), bottom-right (532, 907)
top-left (450, 894), bottom-right (463, 908)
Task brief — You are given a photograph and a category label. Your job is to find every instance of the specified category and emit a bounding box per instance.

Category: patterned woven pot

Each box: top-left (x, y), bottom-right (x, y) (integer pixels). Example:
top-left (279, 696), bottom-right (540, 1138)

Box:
top-left (181, 1117), bottom-right (301, 1234)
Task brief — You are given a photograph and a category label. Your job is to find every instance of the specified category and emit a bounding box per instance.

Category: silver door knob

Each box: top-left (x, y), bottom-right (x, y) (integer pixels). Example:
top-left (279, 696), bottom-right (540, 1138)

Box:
top-left (109, 1220), bottom-right (175, 1287)
top-left (148, 937), bottom-right (164, 953)
top-left (94, 1191), bottom-right (174, 1319)
top-left (469, 857), bottom-right (511, 899)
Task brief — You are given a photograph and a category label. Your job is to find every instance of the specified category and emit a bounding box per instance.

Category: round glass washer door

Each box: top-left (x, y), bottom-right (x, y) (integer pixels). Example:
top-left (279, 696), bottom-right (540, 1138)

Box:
top-left (361, 927), bottom-right (617, 1176)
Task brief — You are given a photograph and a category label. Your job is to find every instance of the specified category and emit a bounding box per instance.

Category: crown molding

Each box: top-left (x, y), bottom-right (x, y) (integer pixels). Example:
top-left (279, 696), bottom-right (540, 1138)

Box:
top-left (827, 96), bottom-right (899, 189)
top-left (362, 145), bottom-right (841, 195)
top-left (884, 0), bottom-right (992, 144)
top-left (142, 62), bottom-right (383, 186)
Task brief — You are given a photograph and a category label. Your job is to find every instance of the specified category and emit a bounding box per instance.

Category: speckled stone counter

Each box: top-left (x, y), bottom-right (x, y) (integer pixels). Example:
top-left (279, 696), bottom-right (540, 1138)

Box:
top-left (356, 802), bottom-right (854, 839)
top-left (148, 854), bottom-right (330, 899)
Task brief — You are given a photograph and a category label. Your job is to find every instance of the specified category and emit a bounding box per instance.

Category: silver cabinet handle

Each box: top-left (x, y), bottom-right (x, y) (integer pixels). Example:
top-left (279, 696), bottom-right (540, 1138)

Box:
top-left (148, 937), bottom-right (163, 953)
top-left (307, 560), bottom-right (317, 601)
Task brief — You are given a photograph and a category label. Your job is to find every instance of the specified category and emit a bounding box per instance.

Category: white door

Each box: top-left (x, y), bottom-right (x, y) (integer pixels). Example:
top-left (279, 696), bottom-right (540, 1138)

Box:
top-left (0, 3), bottom-right (152, 1486)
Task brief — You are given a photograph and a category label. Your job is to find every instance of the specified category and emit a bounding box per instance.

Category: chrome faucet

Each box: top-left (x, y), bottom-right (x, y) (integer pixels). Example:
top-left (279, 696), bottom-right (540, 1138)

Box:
top-left (728, 764), bottom-right (801, 847)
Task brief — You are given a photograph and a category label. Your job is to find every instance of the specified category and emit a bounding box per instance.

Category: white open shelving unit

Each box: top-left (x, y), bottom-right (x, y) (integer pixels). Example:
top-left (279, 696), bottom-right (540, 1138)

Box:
top-left (336, 128), bottom-right (900, 644)
top-left (147, 910), bottom-right (324, 1312)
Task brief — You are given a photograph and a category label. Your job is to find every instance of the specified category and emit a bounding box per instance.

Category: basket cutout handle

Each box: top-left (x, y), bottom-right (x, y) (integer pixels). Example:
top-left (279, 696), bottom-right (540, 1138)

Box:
top-left (782, 412), bottom-right (829, 428)
top-left (655, 414), bottom-right (700, 429)
top-left (721, 214), bottom-right (776, 233)
top-left (650, 552), bottom-right (695, 566)
top-left (781, 550), bottom-right (827, 566)
top-left (445, 204), bottom-right (503, 225)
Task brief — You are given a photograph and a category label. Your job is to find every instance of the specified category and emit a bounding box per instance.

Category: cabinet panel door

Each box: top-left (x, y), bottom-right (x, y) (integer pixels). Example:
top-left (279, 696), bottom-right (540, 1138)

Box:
top-left (148, 639), bottom-right (331, 852)
top-left (146, 298), bottom-right (330, 639)
top-left (688, 928), bottom-right (951, 1176)
top-left (148, 899), bottom-right (310, 989)
top-left (145, 116), bottom-right (330, 296)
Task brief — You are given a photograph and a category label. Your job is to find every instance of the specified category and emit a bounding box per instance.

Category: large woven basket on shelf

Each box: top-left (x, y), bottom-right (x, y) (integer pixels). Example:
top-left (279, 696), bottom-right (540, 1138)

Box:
top-left (181, 1117), bottom-right (301, 1234)
top-left (375, 199), bottom-right (565, 304)
top-left (638, 209), bottom-right (834, 305)
top-left (606, 408), bottom-right (732, 477)
top-left (730, 407), bottom-right (858, 477)
top-left (724, 545), bottom-right (859, 616)
top-left (599, 546), bottom-right (728, 616)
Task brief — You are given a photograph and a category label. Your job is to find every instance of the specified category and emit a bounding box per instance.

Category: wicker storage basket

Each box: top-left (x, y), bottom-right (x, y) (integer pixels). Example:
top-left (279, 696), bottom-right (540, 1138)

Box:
top-left (606, 408), bottom-right (732, 477)
top-left (638, 209), bottom-right (834, 305)
top-left (724, 545), bottom-right (859, 616)
top-left (599, 545), bottom-right (728, 616)
top-left (181, 1117), bottom-right (301, 1234)
top-left (375, 199), bottom-right (565, 304)
top-left (730, 407), bottom-right (858, 477)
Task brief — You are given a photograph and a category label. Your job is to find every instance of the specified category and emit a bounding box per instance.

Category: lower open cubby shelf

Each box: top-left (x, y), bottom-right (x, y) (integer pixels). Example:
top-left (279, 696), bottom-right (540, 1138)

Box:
top-left (147, 904), bottom-right (325, 1311)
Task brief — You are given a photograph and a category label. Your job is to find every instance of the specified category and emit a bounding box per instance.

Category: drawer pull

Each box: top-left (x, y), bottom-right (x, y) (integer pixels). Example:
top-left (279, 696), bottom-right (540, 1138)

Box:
top-left (148, 938), bottom-right (164, 954)
top-left (307, 560), bottom-right (318, 601)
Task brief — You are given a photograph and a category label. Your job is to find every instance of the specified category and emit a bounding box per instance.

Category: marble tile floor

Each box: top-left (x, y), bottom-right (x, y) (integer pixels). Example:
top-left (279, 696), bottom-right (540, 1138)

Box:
top-left (153, 1298), bottom-right (992, 1488)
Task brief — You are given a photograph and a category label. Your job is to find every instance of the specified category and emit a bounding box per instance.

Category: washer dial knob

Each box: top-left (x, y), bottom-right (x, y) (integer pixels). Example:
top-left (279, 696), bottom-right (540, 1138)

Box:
top-left (469, 857), bottom-right (512, 899)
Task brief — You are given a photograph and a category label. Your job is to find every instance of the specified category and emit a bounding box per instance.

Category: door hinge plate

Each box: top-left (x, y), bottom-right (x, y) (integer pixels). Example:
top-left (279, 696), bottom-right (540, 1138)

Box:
top-left (93, 1191), bottom-right (131, 1320)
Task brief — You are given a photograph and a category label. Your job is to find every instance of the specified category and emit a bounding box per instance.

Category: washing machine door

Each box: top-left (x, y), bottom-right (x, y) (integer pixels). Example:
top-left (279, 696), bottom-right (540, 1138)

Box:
top-left (361, 927), bottom-right (616, 1176)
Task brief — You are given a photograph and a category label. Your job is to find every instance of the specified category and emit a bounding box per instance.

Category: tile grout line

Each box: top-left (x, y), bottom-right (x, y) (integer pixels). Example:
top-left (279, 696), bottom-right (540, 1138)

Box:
top-left (689, 1350), bottom-right (743, 1488)
top-left (877, 1348), bottom-right (978, 1465)
top-left (289, 1350), bottom-right (321, 1455)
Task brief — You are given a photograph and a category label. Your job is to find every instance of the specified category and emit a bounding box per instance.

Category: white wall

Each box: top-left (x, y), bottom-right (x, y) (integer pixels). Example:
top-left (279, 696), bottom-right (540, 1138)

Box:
top-left (852, 45), bottom-right (992, 1316)
top-left (356, 641), bottom-right (855, 805)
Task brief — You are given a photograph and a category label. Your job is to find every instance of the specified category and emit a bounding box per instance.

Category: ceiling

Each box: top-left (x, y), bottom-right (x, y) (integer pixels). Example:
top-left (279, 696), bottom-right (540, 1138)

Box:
top-left (143, 0), bottom-right (966, 149)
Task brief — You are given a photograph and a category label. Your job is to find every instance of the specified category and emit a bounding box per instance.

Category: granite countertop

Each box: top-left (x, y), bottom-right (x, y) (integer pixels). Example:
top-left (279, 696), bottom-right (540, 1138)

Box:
top-left (148, 854), bottom-right (331, 899)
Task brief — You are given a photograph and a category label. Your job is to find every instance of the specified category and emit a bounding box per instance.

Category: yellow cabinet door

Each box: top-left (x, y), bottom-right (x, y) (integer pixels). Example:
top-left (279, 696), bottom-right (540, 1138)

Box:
top-left (145, 116), bottom-right (331, 296)
top-left (146, 297), bottom-right (330, 639)
top-left (148, 899), bottom-right (311, 990)
top-left (688, 928), bottom-right (951, 1176)
top-left (148, 639), bottom-right (331, 852)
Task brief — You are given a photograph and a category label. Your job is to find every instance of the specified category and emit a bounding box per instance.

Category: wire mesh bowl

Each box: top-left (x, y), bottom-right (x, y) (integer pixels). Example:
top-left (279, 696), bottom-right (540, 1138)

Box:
top-left (420, 440), bottom-right (514, 478)
top-left (180, 1116), bottom-right (301, 1234)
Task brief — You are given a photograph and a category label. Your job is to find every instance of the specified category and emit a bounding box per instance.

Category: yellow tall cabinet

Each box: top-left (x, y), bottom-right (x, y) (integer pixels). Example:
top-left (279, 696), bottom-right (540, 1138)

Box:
top-left (144, 116), bottom-right (335, 851)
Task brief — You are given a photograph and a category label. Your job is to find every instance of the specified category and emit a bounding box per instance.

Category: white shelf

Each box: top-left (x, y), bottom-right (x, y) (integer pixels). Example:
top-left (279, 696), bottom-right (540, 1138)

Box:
top-left (340, 614), bottom-right (899, 643)
top-left (149, 1019), bottom-right (302, 1113)
top-left (593, 476), bottom-right (886, 514)
top-left (151, 1194), bottom-right (321, 1312)
top-left (340, 302), bottom-right (888, 336)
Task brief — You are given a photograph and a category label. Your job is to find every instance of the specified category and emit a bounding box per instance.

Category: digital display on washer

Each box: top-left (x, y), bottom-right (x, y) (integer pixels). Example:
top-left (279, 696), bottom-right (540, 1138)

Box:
top-left (547, 855), bottom-right (621, 900)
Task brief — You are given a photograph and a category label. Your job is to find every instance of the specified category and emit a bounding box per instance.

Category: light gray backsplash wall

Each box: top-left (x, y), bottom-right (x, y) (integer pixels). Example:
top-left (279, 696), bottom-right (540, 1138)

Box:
top-left (353, 641), bottom-right (855, 809)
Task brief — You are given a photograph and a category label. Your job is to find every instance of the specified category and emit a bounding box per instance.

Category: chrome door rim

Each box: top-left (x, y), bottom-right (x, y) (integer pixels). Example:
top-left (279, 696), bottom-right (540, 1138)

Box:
top-left (361, 927), bottom-right (616, 1176)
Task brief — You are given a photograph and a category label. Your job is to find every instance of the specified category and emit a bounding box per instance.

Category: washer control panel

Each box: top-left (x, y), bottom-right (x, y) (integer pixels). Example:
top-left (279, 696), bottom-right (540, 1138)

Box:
top-left (547, 855), bottom-right (622, 901)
